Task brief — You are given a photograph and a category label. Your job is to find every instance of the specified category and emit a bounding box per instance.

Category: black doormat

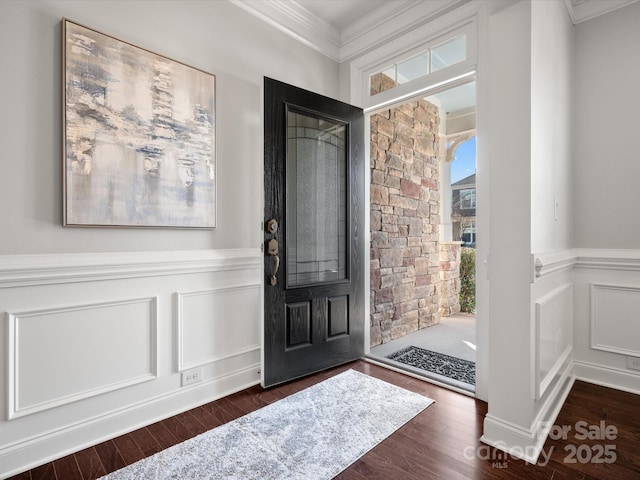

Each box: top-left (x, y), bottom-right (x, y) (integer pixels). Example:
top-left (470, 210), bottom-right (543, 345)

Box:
top-left (386, 346), bottom-right (476, 385)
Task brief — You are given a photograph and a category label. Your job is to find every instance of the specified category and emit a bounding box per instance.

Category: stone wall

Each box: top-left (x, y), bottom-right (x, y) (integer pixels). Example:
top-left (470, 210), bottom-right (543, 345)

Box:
top-left (370, 99), bottom-right (444, 347)
top-left (439, 242), bottom-right (462, 317)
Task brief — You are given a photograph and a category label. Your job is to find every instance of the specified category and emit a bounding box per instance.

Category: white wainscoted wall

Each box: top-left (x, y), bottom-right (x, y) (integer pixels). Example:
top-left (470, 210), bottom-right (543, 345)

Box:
top-left (525, 248), bottom-right (640, 465)
top-left (572, 250), bottom-right (640, 393)
top-left (531, 251), bottom-right (576, 426)
top-left (570, 0), bottom-right (640, 396)
top-left (480, 0), bottom-right (577, 463)
top-left (533, 249), bottom-right (640, 395)
top-left (531, 272), bottom-right (573, 403)
top-left (0, 249), bottom-right (262, 477)
top-left (0, 0), bottom-right (342, 477)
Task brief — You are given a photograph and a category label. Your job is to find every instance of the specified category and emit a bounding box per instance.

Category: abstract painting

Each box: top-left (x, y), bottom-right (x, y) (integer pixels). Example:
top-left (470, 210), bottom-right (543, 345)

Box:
top-left (63, 19), bottom-right (216, 228)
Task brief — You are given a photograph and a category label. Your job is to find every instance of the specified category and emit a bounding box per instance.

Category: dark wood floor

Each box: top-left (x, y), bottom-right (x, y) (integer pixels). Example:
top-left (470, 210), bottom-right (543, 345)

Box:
top-left (8, 360), bottom-right (640, 479)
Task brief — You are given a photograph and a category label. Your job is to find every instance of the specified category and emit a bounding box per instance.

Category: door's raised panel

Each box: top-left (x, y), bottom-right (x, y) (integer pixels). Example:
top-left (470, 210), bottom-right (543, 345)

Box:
top-left (286, 301), bottom-right (312, 349)
top-left (7, 297), bottom-right (158, 419)
top-left (328, 295), bottom-right (349, 338)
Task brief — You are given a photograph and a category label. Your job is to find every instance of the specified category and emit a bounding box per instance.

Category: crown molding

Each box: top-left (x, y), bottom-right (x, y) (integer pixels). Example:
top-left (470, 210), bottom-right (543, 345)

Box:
top-left (564, 0), bottom-right (639, 24)
top-left (340, 0), bottom-right (467, 61)
top-left (231, 0), bottom-right (639, 61)
top-left (229, 0), bottom-right (467, 63)
top-left (229, 0), bottom-right (341, 61)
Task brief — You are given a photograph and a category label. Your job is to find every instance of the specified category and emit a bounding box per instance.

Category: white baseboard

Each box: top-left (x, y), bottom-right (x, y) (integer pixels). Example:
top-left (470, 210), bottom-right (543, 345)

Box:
top-left (1, 365), bottom-right (260, 479)
top-left (573, 360), bottom-right (640, 395)
top-left (481, 360), bottom-right (574, 464)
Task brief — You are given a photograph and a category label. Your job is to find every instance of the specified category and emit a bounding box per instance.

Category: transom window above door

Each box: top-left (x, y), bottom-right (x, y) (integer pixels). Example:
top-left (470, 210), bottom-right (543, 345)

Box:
top-left (354, 13), bottom-right (478, 111)
top-left (369, 34), bottom-right (467, 96)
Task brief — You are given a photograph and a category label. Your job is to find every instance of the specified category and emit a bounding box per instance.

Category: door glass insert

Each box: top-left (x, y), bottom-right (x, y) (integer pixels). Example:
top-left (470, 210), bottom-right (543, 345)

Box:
top-left (286, 108), bottom-right (348, 287)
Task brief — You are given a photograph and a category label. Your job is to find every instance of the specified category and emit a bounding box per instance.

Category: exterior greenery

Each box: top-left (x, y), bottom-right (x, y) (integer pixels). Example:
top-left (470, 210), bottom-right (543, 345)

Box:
top-left (460, 247), bottom-right (476, 313)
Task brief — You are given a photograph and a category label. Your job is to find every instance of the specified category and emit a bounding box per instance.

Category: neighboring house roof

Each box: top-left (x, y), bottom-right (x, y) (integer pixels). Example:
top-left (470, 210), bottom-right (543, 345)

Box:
top-left (452, 173), bottom-right (475, 188)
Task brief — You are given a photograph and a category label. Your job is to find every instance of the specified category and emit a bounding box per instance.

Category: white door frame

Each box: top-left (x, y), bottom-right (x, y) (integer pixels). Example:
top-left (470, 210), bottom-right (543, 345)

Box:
top-left (347, 1), bottom-right (488, 401)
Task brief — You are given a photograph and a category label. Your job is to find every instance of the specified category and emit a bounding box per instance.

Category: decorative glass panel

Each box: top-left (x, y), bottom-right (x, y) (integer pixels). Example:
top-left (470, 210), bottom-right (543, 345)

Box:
top-left (286, 109), bottom-right (348, 287)
top-left (431, 35), bottom-right (466, 72)
top-left (397, 52), bottom-right (430, 84)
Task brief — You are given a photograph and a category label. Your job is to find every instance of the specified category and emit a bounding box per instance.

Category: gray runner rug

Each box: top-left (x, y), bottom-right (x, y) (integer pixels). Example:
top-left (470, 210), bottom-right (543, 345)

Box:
top-left (100, 369), bottom-right (433, 480)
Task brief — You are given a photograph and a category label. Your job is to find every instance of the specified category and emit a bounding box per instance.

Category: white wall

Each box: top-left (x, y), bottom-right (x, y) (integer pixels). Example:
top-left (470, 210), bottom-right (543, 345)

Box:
top-left (483, 0), bottom-right (534, 445)
top-left (571, 1), bottom-right (640, 394)
top-left (572, 250), bottom-right (640, 394)
top-left (0, 0), bottom-right (339, 255)
top-left (482, 0), bottom-right (575, 463)
top-left (529, 0), bottom-right (576, 418)
top-left (531, 0), bottom-right (573, 253)
top-left (573, 2), bottom-right (640, 249)
top-left (0, 1), bottom-right (340, 477)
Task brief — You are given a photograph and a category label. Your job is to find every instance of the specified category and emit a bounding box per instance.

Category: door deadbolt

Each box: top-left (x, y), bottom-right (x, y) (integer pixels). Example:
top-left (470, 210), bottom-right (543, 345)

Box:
top-left (266, 219), bottom-right (278, 234)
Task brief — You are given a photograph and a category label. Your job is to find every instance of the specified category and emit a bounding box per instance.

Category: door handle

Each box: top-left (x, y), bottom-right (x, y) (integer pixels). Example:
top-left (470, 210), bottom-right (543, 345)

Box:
top-left (267, 238), bottom-right (279, 286)
top-left (269, 254), bottom-right (280, 286)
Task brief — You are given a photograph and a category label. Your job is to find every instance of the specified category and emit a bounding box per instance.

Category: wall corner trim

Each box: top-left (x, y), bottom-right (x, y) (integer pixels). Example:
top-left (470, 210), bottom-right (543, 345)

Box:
top-left (531, 249), bottom-right (576, 281)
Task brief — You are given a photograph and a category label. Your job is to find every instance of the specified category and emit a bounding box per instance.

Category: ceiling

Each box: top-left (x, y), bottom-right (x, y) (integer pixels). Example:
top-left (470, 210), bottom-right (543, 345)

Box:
top-left (237, 0), bottom-right (640, 49)
top-left (427, 82), bottom-right (476, 116)
top-left (296, 0), bottom-right (640, 30)
top-left (296, 0), bottom-right (390, 30)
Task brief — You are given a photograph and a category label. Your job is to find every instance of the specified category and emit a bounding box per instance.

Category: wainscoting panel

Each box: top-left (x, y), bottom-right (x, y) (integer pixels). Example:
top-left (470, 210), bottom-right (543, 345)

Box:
top-left (0, 248), bottom-right (262, 479)
top-left (534, 284), bottom-right (573, 399)
top-left (590, 283), bottom-right (640, 357)
top-left (572, 249), bottom-right (640, 394)
top-left (177, 284), bottom-right (261, 370)
top-left (7, 297), bottom-right (158, 419)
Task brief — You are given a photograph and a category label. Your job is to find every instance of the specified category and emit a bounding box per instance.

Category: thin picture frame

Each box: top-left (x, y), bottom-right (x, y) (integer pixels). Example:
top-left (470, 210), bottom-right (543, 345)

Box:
top-left (62, 18), bottom-right (216, 228)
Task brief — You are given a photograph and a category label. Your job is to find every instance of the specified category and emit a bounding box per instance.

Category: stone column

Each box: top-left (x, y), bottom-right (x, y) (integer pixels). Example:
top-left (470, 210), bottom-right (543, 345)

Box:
top-left (438, 241), bottom-right (462, 317)
top-left (370, 99), bottom-right (442, 347)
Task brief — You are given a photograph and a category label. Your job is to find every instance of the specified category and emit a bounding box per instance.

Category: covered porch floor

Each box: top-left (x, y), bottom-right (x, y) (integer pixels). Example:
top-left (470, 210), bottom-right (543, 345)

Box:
top-left (368, 313), bottom-right (476, 392)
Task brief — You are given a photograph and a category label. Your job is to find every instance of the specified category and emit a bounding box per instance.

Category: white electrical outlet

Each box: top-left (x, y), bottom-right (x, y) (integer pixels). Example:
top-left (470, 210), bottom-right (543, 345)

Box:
top-left (181, 367), bottom-right (203, 386)
top-left (627, 356), bottom-right (640, 371)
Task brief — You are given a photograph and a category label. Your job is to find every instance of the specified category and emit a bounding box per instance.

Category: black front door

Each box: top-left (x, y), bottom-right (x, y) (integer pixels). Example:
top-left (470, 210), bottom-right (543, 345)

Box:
top-left (263, 77), bottom-right (365, 387)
